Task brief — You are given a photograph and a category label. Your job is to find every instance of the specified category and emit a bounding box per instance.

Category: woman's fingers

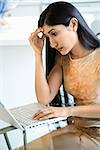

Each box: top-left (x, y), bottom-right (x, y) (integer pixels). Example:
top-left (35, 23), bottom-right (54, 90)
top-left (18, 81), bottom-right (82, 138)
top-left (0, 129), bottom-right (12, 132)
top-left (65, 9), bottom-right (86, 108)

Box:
top-left (28, 27), bottom-right (44, 42)
top-left (32, 109), bottom-right (42, 119)
top-left (33, 107), bottom-right (55, 120)
top-left (32, 106), bottom-right (69, 120)
top-left (30, 28), bottom-right (43, 38)
top-left (38, 114), bottom-right (55, 120)
top-left (28, 27), bottom-right (45, 53)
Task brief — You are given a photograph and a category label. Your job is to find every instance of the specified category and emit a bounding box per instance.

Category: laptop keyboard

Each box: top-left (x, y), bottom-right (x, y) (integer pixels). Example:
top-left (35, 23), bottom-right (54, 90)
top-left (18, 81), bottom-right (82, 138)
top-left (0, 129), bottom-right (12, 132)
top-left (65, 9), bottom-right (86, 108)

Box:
top-left (10, 103), bottom-right (67, 127)
top-left (10, 103), bottom-right (46, 126)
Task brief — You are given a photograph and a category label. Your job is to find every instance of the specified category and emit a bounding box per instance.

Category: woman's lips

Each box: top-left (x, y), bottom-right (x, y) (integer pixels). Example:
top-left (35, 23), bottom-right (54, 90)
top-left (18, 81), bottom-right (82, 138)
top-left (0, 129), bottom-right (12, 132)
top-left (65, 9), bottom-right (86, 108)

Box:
top-left (57, 47), bottom-right (64, 51)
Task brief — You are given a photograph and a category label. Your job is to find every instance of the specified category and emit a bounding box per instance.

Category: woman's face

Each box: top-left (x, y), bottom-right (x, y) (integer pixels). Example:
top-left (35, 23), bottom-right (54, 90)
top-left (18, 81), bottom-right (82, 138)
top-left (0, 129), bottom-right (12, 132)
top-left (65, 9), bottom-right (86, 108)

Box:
top-left (43, 23), bottom-right (78, 55)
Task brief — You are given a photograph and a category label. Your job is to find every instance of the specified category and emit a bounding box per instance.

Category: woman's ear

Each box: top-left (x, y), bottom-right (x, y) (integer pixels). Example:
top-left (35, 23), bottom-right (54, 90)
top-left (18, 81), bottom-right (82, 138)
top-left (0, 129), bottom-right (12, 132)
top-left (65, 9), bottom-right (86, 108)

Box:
top-left (68, 17), bottom-right (78, 32)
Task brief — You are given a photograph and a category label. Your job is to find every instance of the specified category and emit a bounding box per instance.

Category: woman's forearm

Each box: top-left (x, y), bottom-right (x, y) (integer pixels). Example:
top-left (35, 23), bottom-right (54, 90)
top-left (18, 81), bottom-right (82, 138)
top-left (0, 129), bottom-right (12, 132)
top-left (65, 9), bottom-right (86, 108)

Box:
top-left (35, 53), bottom-right (51, 104)
top-left (70, 104), bottom-right (100, 118)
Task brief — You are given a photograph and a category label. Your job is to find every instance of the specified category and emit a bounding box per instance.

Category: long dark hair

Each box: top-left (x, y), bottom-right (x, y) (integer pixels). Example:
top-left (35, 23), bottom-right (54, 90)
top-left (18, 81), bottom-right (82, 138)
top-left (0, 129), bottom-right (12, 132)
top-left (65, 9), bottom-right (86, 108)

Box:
top-left (38, 1), bottom-right (100, 50)
top-left (38, 1), bottom-right (100, 106)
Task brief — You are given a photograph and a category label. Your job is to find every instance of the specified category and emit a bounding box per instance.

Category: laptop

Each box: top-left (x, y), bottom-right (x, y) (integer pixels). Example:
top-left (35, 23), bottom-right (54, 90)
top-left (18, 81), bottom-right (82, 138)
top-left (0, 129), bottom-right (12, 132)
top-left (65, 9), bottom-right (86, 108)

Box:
top-left (0, 101), bottom-right (67, 131)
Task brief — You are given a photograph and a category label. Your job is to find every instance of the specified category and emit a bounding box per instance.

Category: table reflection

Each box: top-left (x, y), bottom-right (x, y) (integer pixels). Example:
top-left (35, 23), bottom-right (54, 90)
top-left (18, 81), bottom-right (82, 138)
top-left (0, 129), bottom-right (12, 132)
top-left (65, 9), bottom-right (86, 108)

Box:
top-left (20, 123), bottom-right (100, 150)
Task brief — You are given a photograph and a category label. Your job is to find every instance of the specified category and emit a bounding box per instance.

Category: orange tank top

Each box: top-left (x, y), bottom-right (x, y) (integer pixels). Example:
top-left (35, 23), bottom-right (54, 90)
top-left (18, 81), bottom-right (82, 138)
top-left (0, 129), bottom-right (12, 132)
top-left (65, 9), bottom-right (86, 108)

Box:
top-left (62, 48), bottom-right (100, 105)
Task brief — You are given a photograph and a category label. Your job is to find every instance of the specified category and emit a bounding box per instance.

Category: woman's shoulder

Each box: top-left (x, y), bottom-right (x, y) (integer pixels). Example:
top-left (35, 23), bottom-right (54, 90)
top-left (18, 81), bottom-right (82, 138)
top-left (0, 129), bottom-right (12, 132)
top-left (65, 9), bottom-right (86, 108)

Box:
top-left (95, 47), bottom-right (100, 74)
top-left (95, 47), bottom-right (100, 53)
top-left (95, 47), bottom-right (100, 59)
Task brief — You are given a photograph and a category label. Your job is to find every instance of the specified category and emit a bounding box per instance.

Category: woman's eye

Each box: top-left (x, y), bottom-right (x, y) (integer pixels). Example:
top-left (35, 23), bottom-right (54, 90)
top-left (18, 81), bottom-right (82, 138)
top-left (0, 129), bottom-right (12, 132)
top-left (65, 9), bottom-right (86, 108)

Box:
top-left (52, 32), bottom-right (58, 36)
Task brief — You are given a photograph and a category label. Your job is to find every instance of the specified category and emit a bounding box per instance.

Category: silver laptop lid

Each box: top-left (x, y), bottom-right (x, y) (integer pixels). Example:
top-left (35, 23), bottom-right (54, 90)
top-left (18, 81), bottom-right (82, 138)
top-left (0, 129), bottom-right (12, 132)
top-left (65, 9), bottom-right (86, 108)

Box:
top-left (0, 101), bottom-right (24, 130)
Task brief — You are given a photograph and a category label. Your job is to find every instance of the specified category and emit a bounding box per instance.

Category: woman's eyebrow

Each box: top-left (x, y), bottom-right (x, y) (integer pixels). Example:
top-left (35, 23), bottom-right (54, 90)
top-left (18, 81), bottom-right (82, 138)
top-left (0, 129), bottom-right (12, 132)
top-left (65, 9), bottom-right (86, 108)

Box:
top-left (48, 29), bottom-right (55, 34)
top-left (43, 28), bottom-right (55, 37)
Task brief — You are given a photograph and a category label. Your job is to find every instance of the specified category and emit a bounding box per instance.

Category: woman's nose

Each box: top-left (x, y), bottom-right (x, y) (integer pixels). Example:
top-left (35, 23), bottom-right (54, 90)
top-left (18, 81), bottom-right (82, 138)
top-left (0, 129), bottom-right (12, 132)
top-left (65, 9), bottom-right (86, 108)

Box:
top-left (49, 38), bottom-right (58, 48)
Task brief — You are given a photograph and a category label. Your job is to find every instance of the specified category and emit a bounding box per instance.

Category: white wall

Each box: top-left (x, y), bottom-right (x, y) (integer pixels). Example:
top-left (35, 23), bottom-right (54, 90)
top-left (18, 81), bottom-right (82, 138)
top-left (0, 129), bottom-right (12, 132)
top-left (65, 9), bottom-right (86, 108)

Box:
top-left (0, 45), bottom-right (37, 108)
top-left (0, 2), bottom-right (41, 149)
top-left (0, 15), bottom-right (40, 108)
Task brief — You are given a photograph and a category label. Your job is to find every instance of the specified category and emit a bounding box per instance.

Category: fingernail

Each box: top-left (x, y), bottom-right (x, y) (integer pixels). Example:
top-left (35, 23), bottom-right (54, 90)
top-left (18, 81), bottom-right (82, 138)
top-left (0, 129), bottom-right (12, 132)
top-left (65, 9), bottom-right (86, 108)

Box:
top-left (33, 116), bottom-right (36, 119)
top-left (38, 32), bottom-right (43, 38)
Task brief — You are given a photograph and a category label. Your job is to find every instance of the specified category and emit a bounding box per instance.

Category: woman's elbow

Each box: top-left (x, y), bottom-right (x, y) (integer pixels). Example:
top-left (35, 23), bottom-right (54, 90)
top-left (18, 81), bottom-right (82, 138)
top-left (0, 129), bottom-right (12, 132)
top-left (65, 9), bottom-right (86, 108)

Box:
top-left (37, 97), bottom-right (52, 105)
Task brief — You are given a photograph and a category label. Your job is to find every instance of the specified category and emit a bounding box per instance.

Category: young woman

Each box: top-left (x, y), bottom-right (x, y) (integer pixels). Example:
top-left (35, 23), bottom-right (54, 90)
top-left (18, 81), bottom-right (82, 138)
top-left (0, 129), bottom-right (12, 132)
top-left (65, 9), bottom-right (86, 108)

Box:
top-left (29, 1), bottom-right (100, 149)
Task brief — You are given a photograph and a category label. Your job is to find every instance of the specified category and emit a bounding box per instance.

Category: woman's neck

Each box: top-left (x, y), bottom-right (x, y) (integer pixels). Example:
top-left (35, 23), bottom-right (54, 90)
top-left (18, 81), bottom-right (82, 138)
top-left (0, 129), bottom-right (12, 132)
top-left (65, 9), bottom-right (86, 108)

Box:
top-left (70, 44), bottom-right (93, 59)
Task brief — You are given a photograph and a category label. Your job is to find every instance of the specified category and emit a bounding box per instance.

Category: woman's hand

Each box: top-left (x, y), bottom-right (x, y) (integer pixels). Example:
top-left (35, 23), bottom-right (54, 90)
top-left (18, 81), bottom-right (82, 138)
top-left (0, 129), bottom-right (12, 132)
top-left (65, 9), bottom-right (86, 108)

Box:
top-left (32, 106), bottom-right (71, 120)
top-left (28, 27), bottom-right (45, 54)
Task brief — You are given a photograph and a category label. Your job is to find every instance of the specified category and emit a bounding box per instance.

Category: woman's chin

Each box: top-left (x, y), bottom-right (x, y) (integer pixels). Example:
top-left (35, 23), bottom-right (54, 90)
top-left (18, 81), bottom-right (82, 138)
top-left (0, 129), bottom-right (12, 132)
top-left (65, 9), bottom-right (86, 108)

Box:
top-left (59, 50), bottom-right (69, 55)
